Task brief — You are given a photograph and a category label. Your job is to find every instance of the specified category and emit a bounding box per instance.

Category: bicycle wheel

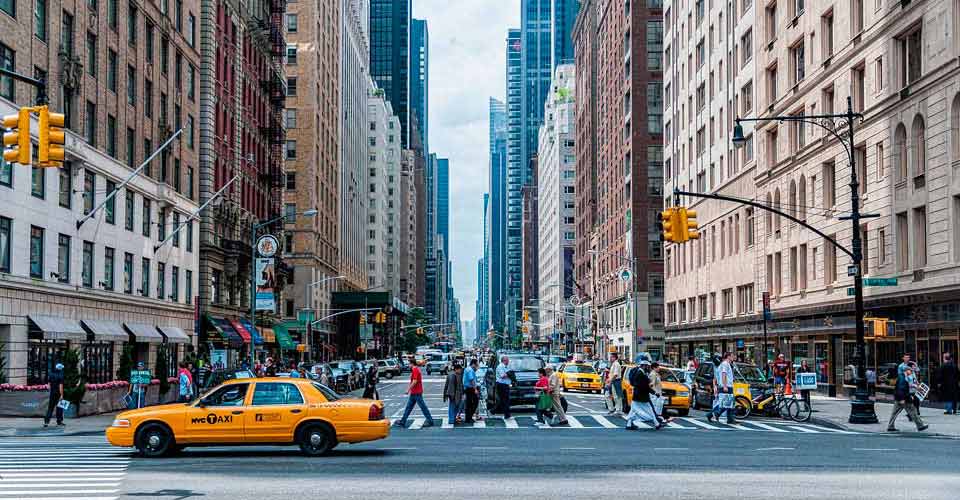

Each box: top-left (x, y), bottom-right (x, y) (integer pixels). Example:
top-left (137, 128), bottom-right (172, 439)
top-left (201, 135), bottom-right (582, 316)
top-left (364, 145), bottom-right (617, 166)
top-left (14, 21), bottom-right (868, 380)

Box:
top-left (791, 398), bottom-right (812, 422)
top-left (734, 395), bottom-right (752, 419)
top-left (777, 398), bottom-right (793, 420)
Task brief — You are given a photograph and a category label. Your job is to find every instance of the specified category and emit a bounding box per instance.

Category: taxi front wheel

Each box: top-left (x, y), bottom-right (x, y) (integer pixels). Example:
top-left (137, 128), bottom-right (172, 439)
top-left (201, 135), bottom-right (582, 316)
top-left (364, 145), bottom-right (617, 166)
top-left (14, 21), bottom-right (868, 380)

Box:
top-left (298, 423), bottom-right (335, 456)
top-left (136, 423), bottom-right (175, 458)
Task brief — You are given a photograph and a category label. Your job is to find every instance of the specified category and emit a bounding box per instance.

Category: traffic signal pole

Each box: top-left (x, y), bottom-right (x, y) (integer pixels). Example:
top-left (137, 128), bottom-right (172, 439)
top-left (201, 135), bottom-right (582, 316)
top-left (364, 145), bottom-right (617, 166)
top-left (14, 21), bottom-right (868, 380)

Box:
top-left (0, 67), bottom-right (47, 105)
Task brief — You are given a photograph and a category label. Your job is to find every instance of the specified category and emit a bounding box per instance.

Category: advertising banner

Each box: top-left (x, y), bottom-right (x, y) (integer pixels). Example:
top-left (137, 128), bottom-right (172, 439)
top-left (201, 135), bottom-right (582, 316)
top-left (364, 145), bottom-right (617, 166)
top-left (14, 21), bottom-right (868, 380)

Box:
top-left (255, 258), bottom-right (276, 311)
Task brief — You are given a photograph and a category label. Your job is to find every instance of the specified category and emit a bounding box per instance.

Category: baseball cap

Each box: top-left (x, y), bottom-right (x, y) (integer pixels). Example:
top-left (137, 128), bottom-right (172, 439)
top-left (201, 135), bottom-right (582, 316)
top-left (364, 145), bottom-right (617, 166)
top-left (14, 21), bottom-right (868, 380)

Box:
top-left (54, 363), bottom-right (64, 370)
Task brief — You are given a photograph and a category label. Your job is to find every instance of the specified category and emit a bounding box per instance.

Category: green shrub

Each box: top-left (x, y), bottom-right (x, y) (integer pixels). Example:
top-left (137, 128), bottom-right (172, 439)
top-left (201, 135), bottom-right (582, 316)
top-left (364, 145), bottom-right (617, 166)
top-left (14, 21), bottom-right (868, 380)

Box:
top-left (62, 348), bottom-right (86, 406)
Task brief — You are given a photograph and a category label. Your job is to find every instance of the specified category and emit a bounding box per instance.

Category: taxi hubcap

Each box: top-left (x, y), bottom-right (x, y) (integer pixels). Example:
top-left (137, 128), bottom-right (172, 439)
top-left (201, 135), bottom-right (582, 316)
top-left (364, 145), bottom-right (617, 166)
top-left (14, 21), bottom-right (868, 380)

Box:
top-left (310, 433), bottom-right (323, 446)
top-left (148, 434), bottom-right (161, 448)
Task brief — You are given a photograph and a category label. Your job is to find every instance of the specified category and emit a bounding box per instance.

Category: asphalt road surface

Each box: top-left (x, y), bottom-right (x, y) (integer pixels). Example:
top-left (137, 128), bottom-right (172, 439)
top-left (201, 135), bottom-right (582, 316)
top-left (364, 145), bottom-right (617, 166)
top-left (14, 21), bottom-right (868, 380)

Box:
top-left (7, 374), bottom-right (959, 500)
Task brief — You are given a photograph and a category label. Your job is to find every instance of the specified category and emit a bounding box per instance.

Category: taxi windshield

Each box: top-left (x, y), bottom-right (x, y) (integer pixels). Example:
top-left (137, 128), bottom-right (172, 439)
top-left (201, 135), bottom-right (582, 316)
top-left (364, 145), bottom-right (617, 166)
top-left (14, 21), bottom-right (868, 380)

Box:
top-left (735, 364), bottom-right (768, 383)
top-left (657, 368), bottom-right (680, 383)
top-left (564, 365), bottom-right (596, 374)
top-left (312, 382), bottom-right (341, 401)
top-left (508, 357), bottom-right (545, 371)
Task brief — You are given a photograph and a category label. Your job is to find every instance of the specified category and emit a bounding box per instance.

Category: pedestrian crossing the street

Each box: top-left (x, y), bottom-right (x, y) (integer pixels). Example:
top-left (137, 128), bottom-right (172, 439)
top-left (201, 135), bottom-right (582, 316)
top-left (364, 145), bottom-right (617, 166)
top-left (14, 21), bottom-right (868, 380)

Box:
top-left (0, 438), bottom-right (131, 500)
top-left (388, 414), bottom-right (856, 435)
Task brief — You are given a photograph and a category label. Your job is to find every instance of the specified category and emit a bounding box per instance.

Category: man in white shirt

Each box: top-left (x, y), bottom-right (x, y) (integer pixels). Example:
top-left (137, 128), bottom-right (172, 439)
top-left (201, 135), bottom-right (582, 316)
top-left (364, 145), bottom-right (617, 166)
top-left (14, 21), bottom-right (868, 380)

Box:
top-left (707, 352), bottom-right (737, 424)
top-left (495, 356), bottom-right (512, 419)
top-left (606, 353), bottom-right (623, 416)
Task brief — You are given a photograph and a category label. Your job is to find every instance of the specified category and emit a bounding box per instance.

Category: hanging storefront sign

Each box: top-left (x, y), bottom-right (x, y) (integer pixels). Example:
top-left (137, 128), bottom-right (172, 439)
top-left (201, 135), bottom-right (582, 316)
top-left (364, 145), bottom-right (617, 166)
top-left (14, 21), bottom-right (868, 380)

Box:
top-left (255, 258), bottom-right (276, 311)
top-left (256, 235), bottom-right (279, 257)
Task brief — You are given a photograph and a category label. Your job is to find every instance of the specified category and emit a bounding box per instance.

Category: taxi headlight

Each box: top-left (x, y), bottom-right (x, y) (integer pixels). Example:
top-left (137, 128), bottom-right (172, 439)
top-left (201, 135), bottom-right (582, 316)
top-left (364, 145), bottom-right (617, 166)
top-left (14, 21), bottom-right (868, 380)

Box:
top-left (111, 419), bottom-right (131, 428)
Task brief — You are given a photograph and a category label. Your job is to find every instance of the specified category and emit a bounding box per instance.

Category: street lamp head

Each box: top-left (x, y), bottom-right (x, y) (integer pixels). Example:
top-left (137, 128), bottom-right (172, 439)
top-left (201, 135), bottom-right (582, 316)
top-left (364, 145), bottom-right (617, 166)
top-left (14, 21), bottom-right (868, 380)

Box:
top-left (732, 120), bottom-right (747, 149)
top-left (302, 209), bottom-right (319, 217)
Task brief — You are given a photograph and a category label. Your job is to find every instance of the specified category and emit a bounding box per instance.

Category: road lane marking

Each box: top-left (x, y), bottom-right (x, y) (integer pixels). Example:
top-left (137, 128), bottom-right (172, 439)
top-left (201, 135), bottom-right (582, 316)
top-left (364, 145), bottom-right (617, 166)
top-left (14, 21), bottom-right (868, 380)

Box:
top-left (592, 415), bottom-right (619, 428)
top-left (408, 418), bottom-right (425, 430)
top-left (0, 483), bottom-right (122, 488)
top-left (665, 420), bottom-right (694, 429)
top-left (796, 423), bottom-right (857, 434)
top-left (725, 424), bottom-right (759, 431)
top-left (474, 419), bottom-right (486, 428)
top-left (471, 446), bottom-right (507, 450)
top-left (503, 417), bottom-right (519, 429)
top-left (755, 447), bottom-right (795, 451)
top-left (744, 422), bottom-right (791, 433)
top-left (0, 490), bottom-right (119, 495)
top-left (852, 448), bottom-right (898, 451)
top-left (378, 447), bottom-right (418, 451)
top-left (565, 416), bottom-right (584, 428)
top-left (560, 447), bottom-right (596, 450)
top-left (654, 447), bottom-right (689, 451)
top-left (680, 417), bottom-right (729, 430)
top-left (441, 418), bottom-right (454, 429)
top-left (786, 426), bottom-right (819, 433)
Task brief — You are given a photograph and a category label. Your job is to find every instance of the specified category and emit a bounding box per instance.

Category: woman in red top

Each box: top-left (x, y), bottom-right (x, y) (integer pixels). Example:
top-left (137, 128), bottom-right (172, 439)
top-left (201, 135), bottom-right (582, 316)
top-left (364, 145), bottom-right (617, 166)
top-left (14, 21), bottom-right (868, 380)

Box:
top-left (535, 368), bottom-right (551, 424)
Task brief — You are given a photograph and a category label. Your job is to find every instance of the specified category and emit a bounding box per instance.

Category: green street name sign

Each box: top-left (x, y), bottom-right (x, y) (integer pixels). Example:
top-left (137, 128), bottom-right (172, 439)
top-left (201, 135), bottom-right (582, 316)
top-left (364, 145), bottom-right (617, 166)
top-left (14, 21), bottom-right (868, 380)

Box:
top-left (863, 278), bottom-right (898, 287)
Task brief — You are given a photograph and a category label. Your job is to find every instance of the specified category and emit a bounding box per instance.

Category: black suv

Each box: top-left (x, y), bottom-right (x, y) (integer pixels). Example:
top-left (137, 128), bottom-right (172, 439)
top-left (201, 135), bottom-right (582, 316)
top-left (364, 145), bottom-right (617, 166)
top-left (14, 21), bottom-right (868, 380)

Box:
top-left (484, 355), bottom-right (545, 410)
top-left (691, 361), bottom-right (771, 410)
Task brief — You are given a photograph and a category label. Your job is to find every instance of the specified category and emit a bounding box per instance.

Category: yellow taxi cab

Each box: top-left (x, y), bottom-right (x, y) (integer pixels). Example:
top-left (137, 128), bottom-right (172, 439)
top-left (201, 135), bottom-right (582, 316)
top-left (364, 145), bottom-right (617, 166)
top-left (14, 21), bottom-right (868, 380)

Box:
top-left (619, 364), bottom-right (693, 416)
top-left (106, 377), bottom-right (389, 457)
top-left (556, 363), bottom-right (603, 393)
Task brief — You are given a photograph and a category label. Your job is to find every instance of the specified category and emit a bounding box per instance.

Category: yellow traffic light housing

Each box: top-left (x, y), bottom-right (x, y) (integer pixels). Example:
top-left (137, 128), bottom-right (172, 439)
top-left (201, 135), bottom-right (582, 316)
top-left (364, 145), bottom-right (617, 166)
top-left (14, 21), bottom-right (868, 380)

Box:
top-left (3, 108), bottom-right (31, 165)
top-left (660, 208), bottom-right (677, 242)
top-left (522, 309), bottom-right (530, 322)
top-left (359, 314), bottom-right (367, 326)
top-left (680, 208), bottom-right (700, 242)
top-left (38, 106), bottom-right (65, 166)
top-left (417, 327), bottom-right (424, 336)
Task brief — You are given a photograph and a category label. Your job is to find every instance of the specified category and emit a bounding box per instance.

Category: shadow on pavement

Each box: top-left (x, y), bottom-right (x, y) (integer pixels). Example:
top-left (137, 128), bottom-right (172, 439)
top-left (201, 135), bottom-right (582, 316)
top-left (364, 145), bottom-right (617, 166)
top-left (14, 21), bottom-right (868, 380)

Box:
top-left (165, 448), bottom-right (388, 458)
top-left (126, 489), bottom-right (205, 499)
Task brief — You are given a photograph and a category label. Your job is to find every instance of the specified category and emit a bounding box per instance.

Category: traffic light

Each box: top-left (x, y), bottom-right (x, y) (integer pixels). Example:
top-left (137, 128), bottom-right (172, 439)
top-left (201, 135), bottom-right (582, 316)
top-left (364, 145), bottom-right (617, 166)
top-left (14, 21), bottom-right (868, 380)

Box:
top-left (679, 207), bottom-right (700, 242)
top-left (417, 327), bottom-right (424, 336)
top-left (522, 309), bottom-right (530, 322)
top-left (3, 108), bottom-right (31, 165)
top-left (38, 106), bottom-right (65, 166)
top-left (359, 314), bottom-right (367, 326)
top-left (660, 208), bottom-right (677, 243)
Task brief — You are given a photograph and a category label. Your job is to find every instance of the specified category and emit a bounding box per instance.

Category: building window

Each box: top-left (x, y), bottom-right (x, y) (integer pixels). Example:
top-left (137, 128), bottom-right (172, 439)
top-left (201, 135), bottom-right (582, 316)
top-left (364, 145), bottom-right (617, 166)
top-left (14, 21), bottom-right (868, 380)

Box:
top-left (911, 115), bottom-right (926, 178)
top-left (286, 13), bottom-right (297, 32)
top-left (104, 180), bottom-right (116, 224)
top-left (157, 262), bottom-right (165, 299)
top-left (185, 269), bottom-right (192, 304)
top-left (126, 65), bottom-right (136, 105)
top-left (852, 64), bottom-right (865, 112)
top-left (879, 228), bottom-right (887, 266)
top-left (107, 115), bottom-right (117, 157)
top-left (187, 115), bottom-right (194, 148)
top-left (29, 226), bottom-right (44, 279)
top-left (171, 266), bottom-right (179, 302)
top-left (286, 44), bottom-right (297, 64)
top-left (913, 206), bottom-right (927, 268)
top-left (647, 83), bottom-right (663, 133)
top-left (286, 77), bottom-right (297, 96)
top-left (286, 172), bottom-right (296, 190)
top-left (790, 40), bottom-right (804, 85)
top-left (0, 218), bottom-right (11, 273)
top-left (851, 0), bottom-right (863, 35)
top-left (186, 12), bottom-right (195, 46)
top-left (765, 1), bottom-right (777, 44)
top-left (766, 63), bottom-right (778, 106)
top-left (647, 19), bottom-right (663, 70)
top-left (825, 235), bottom-right (837, 284)
top-left (108, 0), bottom-right (117, 28)
top-left (822, 161), bottom-right (836, 208)
top-left (123, 252), bottom-right (133, 293)
top-left (821, 10), bottom-right (834, 59)
top-left (187, 65), bottom-right (195, 100)
top-left (31, 166), bottom-right (45, 199)
top-left (85, 32), bottom-right (97, 76)
top-left (286, 140), bottom-right (297, 159)
top-left (172, 212), bottom-right (180, 247)
top-left (82, 241), bottom-right (94, 287)
top-left (0, 0), bottom-right (13, 18)
top-left (127, 1), bottom-right (137, 45)
top-left (102, 247), bottom-right (114, 290)
top-left (56, 234), bottom-right (69, 283)
top-left (142, 198), bottom-right (151, 237)
top-left (141, 257), bottom-right (150, 297)
top-left (85, 101), bottom-right (96, 145)
top-left (158, 207), bottom-right (166, 241)
top-left (56, 163), bottom-right (71, 208)
top-left (35, 0), bottom-right (47, 41)
top-left (186, 220), bottom-right (193, 252)
top-left (741, 29), bottom-right (752, 67)
top-left (144, 79), bottom-right (152, 118)
top-left (211, 269), bottom-right (221, 304)
top-left (285, 108), bottom-right (296, 129)
top-left (145, 21), bottom-right (154, 62)
top-left (187, 166), bottom-right (194, 200)
top-left (0, 44), bottom-right (13, 100)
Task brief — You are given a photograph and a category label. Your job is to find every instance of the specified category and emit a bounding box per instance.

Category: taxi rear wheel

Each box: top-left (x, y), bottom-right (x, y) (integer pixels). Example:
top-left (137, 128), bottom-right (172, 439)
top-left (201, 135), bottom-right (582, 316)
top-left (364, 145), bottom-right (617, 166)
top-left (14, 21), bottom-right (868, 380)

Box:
top-left (298, 424), bottom-right (335, 456)
top-left (136, 423), bottom-right (175, 458)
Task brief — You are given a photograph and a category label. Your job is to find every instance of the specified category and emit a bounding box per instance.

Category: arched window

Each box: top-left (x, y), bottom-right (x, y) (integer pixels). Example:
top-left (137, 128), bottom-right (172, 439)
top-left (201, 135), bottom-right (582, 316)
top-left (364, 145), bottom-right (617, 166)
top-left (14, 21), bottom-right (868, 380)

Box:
top-left (788, 180), bottom-right (798, 218)
top-left (798, 175), bottom-right (807, 220)
top-left (895, 123), bottom-right (908, 181)
top-left (773, 188), bottom-right (782, 233)
top-left (951, 94), bottom-right (960, 161)
top-left (912, 114), bottom-right (926, 177)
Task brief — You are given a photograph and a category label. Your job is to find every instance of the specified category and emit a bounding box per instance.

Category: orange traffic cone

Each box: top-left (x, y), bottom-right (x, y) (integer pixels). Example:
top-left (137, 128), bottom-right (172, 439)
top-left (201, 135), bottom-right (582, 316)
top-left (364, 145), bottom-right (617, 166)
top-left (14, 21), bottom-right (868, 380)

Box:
top-left (784, 378), bottom-right (793, 396)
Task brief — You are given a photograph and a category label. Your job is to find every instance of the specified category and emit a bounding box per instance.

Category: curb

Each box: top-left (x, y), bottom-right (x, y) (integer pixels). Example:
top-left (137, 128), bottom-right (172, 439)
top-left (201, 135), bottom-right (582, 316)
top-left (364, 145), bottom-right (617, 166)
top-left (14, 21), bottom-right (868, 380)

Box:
top-left (0, 428), bottom-right (105, 438)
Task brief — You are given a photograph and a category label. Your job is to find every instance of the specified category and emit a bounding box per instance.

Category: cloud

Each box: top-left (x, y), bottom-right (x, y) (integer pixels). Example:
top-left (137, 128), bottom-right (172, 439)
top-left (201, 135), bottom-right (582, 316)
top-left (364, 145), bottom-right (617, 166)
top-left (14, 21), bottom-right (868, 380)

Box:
top-left (413, 1), bottom-right (520, 321)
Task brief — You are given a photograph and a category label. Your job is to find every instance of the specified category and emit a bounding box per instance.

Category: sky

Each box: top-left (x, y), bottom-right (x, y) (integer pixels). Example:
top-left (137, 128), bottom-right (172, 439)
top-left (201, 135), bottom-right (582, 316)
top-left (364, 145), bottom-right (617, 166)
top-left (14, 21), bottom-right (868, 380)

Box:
top-left (413, 1), bottom-right (520, 322)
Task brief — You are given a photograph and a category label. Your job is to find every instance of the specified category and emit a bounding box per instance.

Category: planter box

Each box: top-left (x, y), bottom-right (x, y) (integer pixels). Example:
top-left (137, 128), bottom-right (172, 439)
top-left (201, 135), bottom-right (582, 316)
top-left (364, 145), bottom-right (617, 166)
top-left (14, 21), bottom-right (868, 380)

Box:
top-left (2, 383), bottom-right (176, 417)
top-left (0, 391), bottom-right (51, 417)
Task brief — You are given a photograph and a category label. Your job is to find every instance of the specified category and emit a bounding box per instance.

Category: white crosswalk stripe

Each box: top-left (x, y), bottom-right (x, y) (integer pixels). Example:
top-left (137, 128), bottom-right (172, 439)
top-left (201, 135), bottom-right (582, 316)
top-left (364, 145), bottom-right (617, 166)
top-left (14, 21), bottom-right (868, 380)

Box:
top-left (0, 439), bottom-right (130, 499)
top-left (387, 414), bottom-right (855, 435)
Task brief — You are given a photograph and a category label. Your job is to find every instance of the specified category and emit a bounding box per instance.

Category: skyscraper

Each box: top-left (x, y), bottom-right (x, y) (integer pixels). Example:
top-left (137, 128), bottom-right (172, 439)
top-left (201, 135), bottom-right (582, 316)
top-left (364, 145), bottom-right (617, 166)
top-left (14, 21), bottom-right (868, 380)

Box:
top-left (477, 192), bottom-right (490, 337)
top-left (504, 28), bottom-right (523, 338)
top-left (436, 158), bottom-right (450, 256)
top-left (369, 0), bottom-right (412, 147)
top-left (424, 153), bottom-right (440, 319)
top-left (410, 19), bottom-right (429, 155)
top-left (488, 97), bottom-right (508, 335)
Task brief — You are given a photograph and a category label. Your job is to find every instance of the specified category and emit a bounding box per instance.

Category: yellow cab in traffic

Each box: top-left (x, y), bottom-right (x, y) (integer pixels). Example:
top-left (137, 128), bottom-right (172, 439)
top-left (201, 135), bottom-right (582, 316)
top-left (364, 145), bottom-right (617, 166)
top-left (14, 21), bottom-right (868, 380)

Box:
top-left (106, 377), bottom-right (389, 457)
top-left (619, 364), bottom-right (693, 416)
top-left (556, 363), bottom-right (603, 393)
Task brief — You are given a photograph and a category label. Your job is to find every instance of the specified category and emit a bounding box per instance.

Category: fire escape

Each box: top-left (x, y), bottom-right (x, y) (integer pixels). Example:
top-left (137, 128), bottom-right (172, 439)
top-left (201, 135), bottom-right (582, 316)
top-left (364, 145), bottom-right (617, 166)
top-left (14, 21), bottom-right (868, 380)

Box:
top-left (262, 0), bottom-right (287, 222)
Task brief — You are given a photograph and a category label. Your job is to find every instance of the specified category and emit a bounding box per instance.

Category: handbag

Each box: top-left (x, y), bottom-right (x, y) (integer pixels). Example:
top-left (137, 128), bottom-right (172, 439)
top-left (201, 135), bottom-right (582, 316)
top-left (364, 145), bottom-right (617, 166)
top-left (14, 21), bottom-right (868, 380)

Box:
top-left (536, 391), bottom-right (553, 411)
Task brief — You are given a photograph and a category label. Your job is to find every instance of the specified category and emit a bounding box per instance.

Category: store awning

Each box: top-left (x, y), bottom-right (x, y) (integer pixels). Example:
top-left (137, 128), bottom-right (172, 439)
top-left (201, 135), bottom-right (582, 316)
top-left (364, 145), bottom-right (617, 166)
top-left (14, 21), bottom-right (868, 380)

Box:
top-left (261, 328), bottom-right (276, 343)
top-left (205, 315), bottom-right (244, 348)
top-left (27, 315), bottom-right (87, 341)
top-left (81, 320), bottom-right (130, 342)
top-left (238, 319), bottom-right (264, 345)
top-left (124, 323), bottom-right (165, 343)
top-left (157, 326), bottom-right (191, 344)
top-left (273, 324), bottom-right (297, 350)
top-left (227, 319), bottom-right (252, 344)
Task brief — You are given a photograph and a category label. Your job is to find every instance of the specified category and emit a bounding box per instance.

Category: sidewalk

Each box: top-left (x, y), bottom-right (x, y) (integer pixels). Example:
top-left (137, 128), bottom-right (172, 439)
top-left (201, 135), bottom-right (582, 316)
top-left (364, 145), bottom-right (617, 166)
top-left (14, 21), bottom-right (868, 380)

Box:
top-left (0, 412), bottom-right (117, 437)
top-left (809, 395), bottom-right (960, 438)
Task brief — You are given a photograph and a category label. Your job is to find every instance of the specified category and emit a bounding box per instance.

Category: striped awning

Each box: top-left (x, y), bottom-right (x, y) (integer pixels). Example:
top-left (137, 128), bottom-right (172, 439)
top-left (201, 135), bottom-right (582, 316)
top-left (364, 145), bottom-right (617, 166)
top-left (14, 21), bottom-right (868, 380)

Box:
top-left (81, 320), bottom-right (129, 342)
top-left (28, 315), bottom-right (87, 341)
top-left (272, 324), bottom-right (297, 350)
top-left (227, 319), bottom-right (252, 344)
top-left (157, 326), bottom-right (191, 344)
top-left (261, 328), bottom-right (276, 343)
top-left (205, 315), bottom-right (244, 348)
top-left (124, 323), bottom-right (164, 343)
top-left (238, 319), bottom-right (264, 345)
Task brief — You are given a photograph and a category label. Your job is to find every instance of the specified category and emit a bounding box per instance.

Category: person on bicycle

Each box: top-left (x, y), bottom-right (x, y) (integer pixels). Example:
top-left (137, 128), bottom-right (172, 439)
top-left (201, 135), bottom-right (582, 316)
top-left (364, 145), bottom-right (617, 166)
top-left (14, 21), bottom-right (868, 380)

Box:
top-left (773, 353), bottom-right (791, 389)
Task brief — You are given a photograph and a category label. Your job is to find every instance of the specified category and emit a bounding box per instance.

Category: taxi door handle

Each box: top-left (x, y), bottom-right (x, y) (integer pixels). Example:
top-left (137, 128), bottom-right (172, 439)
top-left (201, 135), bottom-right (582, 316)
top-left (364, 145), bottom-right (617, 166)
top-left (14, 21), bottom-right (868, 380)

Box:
top-left (290, 409), bottom-right (302, 414)
top-left (232, 410), bottom-right (244, 415)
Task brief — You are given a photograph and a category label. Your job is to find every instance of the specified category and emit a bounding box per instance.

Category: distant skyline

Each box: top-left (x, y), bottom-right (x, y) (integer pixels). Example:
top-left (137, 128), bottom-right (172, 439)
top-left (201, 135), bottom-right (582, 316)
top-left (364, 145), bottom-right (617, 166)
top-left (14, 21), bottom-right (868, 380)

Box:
top-left (413, 1), bottom-right (520, 321)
